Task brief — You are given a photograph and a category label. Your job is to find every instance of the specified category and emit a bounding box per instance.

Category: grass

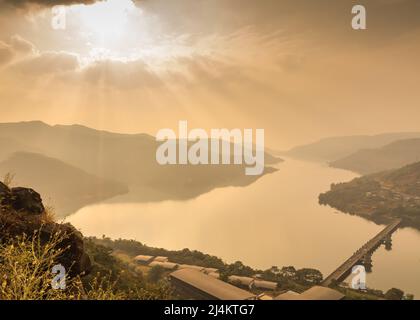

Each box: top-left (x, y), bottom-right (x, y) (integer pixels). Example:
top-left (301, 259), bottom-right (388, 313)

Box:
top-left (2, 173), bottom-right (15, 188)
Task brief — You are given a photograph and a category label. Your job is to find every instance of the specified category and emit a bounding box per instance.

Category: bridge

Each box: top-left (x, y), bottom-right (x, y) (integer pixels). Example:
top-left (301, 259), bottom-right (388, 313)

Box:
top-left (322, 218), bottom-right (402, 287)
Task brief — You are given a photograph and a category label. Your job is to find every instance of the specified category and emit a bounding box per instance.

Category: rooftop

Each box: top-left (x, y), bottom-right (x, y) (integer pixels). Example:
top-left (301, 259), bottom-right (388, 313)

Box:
top-left (170, 269), bottom-right (256, 300)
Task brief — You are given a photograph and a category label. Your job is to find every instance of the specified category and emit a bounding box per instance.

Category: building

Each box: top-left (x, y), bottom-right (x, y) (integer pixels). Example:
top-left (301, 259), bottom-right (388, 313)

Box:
top-left (170, 269), bottom-right (256, 300)
top-left (275, 290), bottom-right (303, 300)
top-left (154, 256), bottom-right (169, 262)
top-left (275, 286), bottom-right (345, 300)
top-left (149, 261), bottom-right (178, 270)
top-left (228, 275), bottom-right (255, 288)
top-left (203, 267), bottom-right (219, 274)
top-left (133, 255), bottom-right (154, 265)
top-left (207, 271), bottom-right (220, 279)
top-left (253, 280), bottom-right (278, 291)
top-left (178, 264), bottom-right (205, 272)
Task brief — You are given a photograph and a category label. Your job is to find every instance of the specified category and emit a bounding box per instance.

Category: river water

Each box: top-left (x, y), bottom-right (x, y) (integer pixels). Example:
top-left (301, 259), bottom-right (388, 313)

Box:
top-left (68, 158), bottom-right (420, 298)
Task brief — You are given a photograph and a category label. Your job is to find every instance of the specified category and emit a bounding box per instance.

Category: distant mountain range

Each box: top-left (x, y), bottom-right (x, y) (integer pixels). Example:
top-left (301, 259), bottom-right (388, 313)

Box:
top-left (0, 121), bottom-right (281, 216)
top-left (330, 138), bottom-right (420, 174)
top-left (282, 132), bottom-right (420, 163)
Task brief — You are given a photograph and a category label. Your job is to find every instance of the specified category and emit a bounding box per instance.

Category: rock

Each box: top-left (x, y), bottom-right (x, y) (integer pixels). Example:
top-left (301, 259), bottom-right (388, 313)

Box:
top-left (10, 187), bottom-right (45, 215)
top-left (0, 183), bottom-right (91, 277)
top-left (0, 181), bottom-right (9, 194)
top-left (38, 222), bottom-right (92, 277)
top-left (0, 182), bottom-right (12, 207)
top-left (0, 183), bottom-right (45, 215)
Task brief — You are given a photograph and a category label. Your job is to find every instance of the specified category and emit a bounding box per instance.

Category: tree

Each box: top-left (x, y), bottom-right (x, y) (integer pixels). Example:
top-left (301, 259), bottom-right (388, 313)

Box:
top-left (296, 268), bottom-right (323, 285)
top-left (385, 288), bottom-right (404, 300)
top-left (148, 265), bottom-right (166, 283)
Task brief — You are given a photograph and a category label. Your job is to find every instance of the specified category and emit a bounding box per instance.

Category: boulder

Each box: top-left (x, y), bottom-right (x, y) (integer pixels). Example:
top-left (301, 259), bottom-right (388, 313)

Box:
top-left (10, 187), bottom-right (45, 214)
top-left (0, 182), bottom-right (11, 206)
top-left (0, 183), bottom-right (91, 277)
top-left (38, 222), bottom-right (92, 277)
top-left (0, 181), bottom-right (9, 194)
top-left (0, 183), bottom-right (45, 215)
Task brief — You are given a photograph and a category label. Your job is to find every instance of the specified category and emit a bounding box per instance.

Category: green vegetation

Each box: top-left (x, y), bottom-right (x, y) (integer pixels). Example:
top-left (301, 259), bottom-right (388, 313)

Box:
top-left (90, 237), bottom-right (407, 299)
top-left (92, 236), bottom-right (327, 295)
top-left (319, 161), bottom-right (420, 229)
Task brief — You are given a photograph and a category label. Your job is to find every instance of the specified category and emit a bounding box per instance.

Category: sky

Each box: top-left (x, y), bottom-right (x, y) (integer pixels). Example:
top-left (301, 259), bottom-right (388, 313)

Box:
top-left (0, 0), bottom-right (419, 149)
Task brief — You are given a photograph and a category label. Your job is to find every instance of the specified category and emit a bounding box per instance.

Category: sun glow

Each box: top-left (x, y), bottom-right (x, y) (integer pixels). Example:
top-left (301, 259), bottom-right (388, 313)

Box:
top-left (76, 0), bottom-right (139, 44)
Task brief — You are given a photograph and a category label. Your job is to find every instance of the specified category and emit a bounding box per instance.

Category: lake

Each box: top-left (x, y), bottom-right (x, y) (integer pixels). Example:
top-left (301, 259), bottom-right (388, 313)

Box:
top-left (68, 158), bottom-right (420, 298)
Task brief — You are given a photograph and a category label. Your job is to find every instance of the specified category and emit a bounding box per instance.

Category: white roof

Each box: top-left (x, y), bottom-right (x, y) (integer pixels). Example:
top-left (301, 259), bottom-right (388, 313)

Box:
top-left (275, 286), bottom-right (345, 300)
top-left (170, 269), bottom-right (256, 300)
top-left (207, 271), bottom-right (220, 279)
top-left (275, 291), bottom-right (302, 300)
top-left (178, 264), bottom-right (205, 271)
top-left (300, 286), bottom-right (345, 300)
top-left (134, 255), bottom-right (154, 262)
top-left (149, 261), bottom-right (178, 270)
top-left (228, 275), bottom-right (255, 287)
top-left (253, 280), bottom-right (277, 290)
top-left (154, 256), bottom-right (169, 262)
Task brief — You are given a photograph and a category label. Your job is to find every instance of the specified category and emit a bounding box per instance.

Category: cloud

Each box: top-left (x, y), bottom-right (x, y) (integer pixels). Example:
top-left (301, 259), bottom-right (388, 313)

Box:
top-left (134, 0), bottom-right (420, 45)
top-left (0, 0), bottom-right (101, 8)
top-left (0, 35), bottom-right (36, 66)
top-left (0, 41), bottom-right (13, 66)
top-left (11, 51), bottom-right (79, 74)
top-left (81, 59), bottom-right (162, 90)
top-left (9, 35), bottom-right (35, 54)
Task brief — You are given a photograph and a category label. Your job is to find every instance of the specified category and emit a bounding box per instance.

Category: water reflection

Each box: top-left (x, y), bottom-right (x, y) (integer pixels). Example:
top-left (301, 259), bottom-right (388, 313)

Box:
top-left (68, 158), bottom-right (420, 297)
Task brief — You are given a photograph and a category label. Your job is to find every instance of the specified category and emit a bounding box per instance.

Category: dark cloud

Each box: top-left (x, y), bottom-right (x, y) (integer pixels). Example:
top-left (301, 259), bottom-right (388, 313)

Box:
top-left (0, 0), bottom-right (101, 8)
top-left (134, 0), bottom-right (420, 45)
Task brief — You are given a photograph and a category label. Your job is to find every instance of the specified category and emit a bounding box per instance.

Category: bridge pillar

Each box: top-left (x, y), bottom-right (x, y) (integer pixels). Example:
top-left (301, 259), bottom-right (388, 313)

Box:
top-left (361, 252), bottom-right (373, 273)
top-left (383, 234), bottom-right (393, 251)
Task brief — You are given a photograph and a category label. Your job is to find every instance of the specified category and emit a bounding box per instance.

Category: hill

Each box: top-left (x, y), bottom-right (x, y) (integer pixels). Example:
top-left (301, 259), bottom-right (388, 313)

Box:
top-left (0, 121), bottom-right (282, 210)
top-left (283, 132), bottom-right (420, 163)
top-left (0, 152), bottom-right (128, 217)
top-left (330, 138), bottom-right (420, 174)
top-left (319, 161), bottom-right (420, 229)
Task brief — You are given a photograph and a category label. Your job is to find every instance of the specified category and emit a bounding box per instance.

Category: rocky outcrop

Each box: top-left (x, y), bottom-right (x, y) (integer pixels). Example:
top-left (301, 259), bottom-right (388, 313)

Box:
top-left (0, 182), bottom-right (45, 214)
top-left (0, 182), bottom-right (91, 277)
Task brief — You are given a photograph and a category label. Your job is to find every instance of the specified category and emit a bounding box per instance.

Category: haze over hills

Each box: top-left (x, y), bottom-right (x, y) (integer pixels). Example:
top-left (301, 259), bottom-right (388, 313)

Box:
top-left (0, 152), bottom-right (128, 217)
top-left (330, 139), bottom-right (420, 175)
top-left (282, 133), bottom-right (420, 163)
top-left (0, 121), bottom-right (281, 214)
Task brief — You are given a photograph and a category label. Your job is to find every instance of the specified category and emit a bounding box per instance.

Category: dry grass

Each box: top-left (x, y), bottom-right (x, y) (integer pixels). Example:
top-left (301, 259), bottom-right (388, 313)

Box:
top-left (0, 230), bottom-right (70, 300)
top-left (2, 173), bottom-right (15, 188)
top-left (0, 229), bottom-right (128, 300)
top-left (40, 205), bottom-right (57, 224)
